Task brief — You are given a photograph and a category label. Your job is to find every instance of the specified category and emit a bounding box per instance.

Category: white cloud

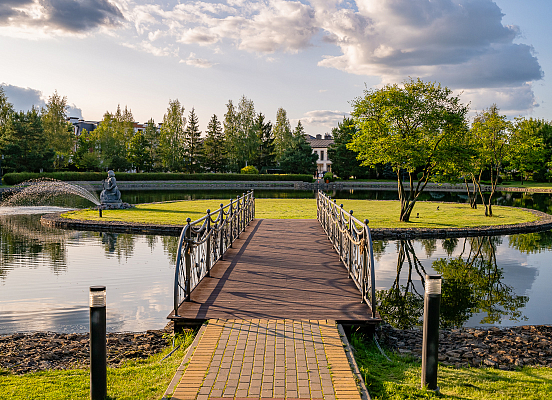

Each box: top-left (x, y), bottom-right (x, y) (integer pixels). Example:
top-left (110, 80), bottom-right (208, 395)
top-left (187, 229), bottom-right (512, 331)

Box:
top-left (179, 52), bottom-right (215, 68)
top-left (299, 109), bottom-right (348, 126)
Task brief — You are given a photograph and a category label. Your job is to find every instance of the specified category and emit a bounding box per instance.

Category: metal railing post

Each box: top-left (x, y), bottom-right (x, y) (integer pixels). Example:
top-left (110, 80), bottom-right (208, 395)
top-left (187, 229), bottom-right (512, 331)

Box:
top-left (339, 204), bottom-right (344, 259)
top-left (229, 199), bottom-right (234, 247)
top-left (348, 210), bottom-right (353, 278)
top-left (219, 204), bottom-right (225, 261)
top-left (184, 218), bottom-right (192, 302)
top-left (236, 195), bottom-right (240, 239)
top-left (206, 209), bottom-right (211, 277)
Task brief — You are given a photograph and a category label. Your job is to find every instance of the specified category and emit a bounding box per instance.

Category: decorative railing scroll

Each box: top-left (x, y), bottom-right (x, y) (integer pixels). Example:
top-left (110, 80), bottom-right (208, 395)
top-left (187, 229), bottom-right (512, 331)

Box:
top-left (317, 190), bottom-right (377, 314)
top-left (174, 191), bottom-right (255, 315)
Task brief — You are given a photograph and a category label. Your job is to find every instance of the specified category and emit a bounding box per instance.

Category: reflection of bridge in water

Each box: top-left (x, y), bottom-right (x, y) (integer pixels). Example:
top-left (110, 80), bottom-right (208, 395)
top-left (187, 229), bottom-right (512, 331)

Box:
top-left (168, 191), bottom-right (380, 328)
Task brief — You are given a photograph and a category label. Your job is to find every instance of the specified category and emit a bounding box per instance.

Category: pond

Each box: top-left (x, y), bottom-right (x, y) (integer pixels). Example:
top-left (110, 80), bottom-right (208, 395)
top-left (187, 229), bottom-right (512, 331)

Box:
top-left (1, 188), bottom-right (552, 334)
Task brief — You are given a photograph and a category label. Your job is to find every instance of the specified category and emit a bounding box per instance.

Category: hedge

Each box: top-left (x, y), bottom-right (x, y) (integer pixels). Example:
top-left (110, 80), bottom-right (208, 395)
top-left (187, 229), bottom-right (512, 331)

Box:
top-left (3, 172), bottom-right (314, 186)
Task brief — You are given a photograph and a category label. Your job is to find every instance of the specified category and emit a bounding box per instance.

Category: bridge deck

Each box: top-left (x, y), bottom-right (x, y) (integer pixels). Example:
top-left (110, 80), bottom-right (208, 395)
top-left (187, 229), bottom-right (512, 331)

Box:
top-left (168, 219), bottom-right (380, 324)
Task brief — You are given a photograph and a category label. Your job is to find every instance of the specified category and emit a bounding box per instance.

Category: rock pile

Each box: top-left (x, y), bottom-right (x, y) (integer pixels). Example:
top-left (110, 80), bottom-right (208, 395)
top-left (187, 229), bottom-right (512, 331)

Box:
top-left (0, 330), bottom-right (172, 374)
top-left (378, 324), bottom-right (552, 370)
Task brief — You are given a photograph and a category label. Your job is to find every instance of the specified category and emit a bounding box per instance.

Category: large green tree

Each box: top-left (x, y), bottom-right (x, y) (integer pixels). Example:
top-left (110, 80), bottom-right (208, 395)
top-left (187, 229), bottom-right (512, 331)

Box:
top-left (327, 117), bottom-right (371, 179)
top-left (0, 87), bottom-right (13, 137)
top-left (470, 105), bottom-right (511, 217)
top-left (143, 119), bottom-right (160, 171)
top-left (507, 117), bottom-right (546, 184)
top-left (349, 78), bottom-right (469, 222)
top-left (279, 121), bottom-right (317, 174)
top-left (223, 100), bottom-right (239, 172)
top-left (159, 99), bottom-right (186, 171)
top-left (127, 130), bottom-right (151, 172)
top-left (42, 91), bottom-right (75, 170)
top-left (91, 106), bottom-right (134, 171)
top-left (202, 114), bottom-right (227, 173)
top-left (73, 129), bottom-right (100, 171)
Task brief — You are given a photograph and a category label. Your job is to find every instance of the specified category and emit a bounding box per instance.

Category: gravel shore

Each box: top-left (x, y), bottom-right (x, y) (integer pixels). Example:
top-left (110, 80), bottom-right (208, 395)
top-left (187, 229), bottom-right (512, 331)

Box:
top-left (378, 324), bottom-right (552, 370)
top-left (0, 327), bottom-right (176, 374)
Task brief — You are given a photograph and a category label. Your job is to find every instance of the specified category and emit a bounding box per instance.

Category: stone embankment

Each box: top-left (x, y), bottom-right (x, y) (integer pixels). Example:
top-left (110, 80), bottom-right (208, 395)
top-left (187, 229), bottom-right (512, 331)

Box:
top-left (378, 324), bottom-right (552, 370)
top-left (0, 328), bottom-right (179, 374)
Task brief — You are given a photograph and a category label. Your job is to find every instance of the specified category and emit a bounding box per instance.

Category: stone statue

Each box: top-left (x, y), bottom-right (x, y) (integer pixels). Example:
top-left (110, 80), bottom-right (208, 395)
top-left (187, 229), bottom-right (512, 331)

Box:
top-left (100, 170), bottom-right (122, 205)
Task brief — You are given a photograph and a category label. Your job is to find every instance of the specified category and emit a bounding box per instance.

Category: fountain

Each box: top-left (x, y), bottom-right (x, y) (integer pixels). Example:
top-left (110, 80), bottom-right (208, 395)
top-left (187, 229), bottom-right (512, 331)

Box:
top-left (1, 178), bottom-right (101, 214)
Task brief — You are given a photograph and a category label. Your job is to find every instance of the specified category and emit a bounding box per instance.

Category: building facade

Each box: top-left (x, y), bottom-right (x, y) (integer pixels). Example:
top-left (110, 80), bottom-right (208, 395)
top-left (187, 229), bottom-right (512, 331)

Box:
top-left (305, 134), bottom-right (333, 175)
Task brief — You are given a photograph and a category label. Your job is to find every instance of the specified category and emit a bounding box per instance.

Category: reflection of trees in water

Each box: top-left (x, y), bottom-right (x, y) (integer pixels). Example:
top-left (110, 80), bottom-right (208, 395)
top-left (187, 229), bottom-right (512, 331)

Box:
top-left (371, 240), bottom-right (388, 262)
top-left (509, 230), bottom-right (552, 254)
top-left (161, 236), bottom-right (179, 264)
top-left (377, 236), bottom-right (528, 329)
top-left (99, 233), bottom-right (137, 261)
top-left (0, 215), bottom-right (74, 279)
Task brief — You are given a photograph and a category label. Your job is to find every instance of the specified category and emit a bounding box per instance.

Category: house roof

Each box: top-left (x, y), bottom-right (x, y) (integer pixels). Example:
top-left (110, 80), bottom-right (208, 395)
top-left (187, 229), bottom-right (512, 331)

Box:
top-left (305, 137), bottom-right (334, 148)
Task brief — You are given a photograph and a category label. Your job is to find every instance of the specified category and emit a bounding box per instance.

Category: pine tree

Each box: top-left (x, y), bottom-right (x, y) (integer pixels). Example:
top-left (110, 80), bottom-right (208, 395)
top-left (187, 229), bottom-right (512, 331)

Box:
top-left (185, 107), bottom-right (202, 173)
top-left (143, 118), bottom-right (160, 171)
top-left (203, 114), bottom-right (227, 173)
top-left (253, 113), bottom-right (274, 172)
top-left (279, 120), bottom-right (317, 174)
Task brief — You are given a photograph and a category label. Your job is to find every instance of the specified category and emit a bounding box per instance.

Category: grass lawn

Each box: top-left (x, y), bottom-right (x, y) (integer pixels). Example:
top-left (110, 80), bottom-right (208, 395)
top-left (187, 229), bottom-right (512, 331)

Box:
top-left (62, 199), bottom-right (539, 229)
top-left (350, 332), bottom-right (552, 400)
top-left (499, 181), bottom-right (552, 189)
top-left (0, 331), bottom-right (194, 400)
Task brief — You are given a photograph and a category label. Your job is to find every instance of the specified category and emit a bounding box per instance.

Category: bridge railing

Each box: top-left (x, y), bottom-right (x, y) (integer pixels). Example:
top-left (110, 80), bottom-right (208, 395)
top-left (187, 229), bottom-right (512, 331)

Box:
top-left (173, 190), bottom-right (255, 315)
top-left (317, 190), bottom-right (377, 314)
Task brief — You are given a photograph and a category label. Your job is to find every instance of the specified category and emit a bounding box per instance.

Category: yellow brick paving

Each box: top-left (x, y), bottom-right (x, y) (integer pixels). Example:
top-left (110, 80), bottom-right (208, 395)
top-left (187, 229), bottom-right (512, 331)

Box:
top-left (171, 319), bottom-right (362, 400)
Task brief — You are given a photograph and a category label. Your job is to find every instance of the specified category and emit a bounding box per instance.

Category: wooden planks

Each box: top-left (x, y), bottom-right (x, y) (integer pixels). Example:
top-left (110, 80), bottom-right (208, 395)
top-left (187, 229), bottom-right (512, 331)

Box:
top-left (169, 219), bottom-right (379, 323)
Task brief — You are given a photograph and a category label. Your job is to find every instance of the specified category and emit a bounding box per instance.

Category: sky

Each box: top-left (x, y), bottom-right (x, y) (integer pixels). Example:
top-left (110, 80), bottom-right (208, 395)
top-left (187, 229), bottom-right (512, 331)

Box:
top-left (1, 0), bottom-right (551, 135)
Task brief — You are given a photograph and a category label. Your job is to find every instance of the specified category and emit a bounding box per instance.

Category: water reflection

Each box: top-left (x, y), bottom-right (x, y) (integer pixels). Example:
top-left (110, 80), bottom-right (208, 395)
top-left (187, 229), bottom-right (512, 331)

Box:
top-left (0, 215), bottom-right (179, 334)
top-left (376, 236), bottom-right (537, 329)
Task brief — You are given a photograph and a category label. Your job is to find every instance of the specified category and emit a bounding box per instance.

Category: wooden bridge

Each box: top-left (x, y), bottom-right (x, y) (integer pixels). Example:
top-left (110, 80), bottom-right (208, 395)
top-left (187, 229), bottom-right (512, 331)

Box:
top-left (168, 218), bottom-right (380, 327)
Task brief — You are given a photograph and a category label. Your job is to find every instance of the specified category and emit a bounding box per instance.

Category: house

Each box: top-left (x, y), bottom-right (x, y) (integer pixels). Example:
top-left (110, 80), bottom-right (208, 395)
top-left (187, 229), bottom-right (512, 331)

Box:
top-left (305, 133), bottom-right (333, 175)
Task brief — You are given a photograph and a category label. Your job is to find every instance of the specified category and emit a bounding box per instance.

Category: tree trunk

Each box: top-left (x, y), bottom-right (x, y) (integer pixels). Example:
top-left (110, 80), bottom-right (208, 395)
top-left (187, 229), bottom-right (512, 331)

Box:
top-left (464, 178), bottom-right (477, 209)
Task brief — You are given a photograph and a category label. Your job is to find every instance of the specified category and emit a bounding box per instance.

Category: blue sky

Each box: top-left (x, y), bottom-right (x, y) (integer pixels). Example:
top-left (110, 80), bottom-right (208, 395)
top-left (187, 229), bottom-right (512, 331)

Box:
top-left (1, 0), bottom-right (550, 134)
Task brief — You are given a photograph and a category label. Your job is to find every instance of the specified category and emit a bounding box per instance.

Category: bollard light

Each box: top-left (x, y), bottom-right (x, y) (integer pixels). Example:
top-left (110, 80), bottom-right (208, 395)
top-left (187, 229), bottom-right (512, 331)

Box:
top-left (421, 274), bottom-right (441, 392)
top-left (89, 286), bottom-right (107, 400)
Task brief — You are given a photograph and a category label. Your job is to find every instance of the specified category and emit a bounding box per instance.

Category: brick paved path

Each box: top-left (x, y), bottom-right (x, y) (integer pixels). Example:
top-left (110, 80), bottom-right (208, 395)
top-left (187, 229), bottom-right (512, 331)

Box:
top-left (170, 319), bottom-right (363, 400)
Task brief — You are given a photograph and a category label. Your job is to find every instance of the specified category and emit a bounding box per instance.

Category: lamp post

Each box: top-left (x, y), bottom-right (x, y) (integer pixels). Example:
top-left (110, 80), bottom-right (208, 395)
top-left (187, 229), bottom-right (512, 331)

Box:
top-left (89, 286), bottom-right (107, 400)
top-left (421, 275), bottom-right (442, 392)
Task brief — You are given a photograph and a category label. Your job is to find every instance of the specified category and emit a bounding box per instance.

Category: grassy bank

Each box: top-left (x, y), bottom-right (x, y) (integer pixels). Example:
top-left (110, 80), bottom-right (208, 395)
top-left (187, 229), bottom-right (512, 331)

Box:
top-left (350, 333), bottom-right (552, 399)
top-left (62, 199), bottom-right (539, 229)
top-left (0, 331), bottom-right (194, 400)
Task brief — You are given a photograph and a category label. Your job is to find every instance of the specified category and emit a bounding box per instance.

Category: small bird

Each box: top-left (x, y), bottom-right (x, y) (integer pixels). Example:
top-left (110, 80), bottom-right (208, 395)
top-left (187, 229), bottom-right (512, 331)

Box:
top-left (436, 206), bottom-right (440, 211)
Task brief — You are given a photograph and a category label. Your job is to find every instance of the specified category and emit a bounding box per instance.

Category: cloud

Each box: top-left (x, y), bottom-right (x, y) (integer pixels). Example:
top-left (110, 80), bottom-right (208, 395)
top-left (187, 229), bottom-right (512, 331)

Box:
top-left (313, 0), bottom-right (543, 113)
top-left (1, 83), bottom-right (83, 118)
top-left (179, 52), bottom-right (216, 68)
top-left (0, 0), bottom-right (124, 33)
top-left (299, 109), bottom-right (349, 126)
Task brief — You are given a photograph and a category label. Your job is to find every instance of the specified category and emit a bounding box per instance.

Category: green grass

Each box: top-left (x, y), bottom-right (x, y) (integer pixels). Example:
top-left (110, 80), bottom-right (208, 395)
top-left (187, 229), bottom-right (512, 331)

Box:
top-left (0, 331), bottom-right (195, 400)
top-left (349, 332), bottom-right (552, 399)
top-left (62, 199), bottom-right (538, 229)
top-left (499, 181), bottom-right (552, 189)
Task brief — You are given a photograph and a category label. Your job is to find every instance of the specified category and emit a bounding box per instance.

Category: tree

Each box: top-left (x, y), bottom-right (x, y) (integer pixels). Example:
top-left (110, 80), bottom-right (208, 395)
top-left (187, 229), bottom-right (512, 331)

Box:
top-left (0, 86), bottom-right (13, 136)
top-left (349, 78), bottom-right (469, 222)
top-left (91, 106), bottom-right (133, 171)
top-left (127, 130), bottom-right (151, 172)
top-left (252, 113), bottom-right (274, 171)
top-left (470, 105), bottom-right (511, 217)
top-left (143, 119), bottom-right (160, 171)
top-left (272, 107), bottom-right (293, 161)
top-left (159, 99), bottom-right (186, 171)
top-left (184, 107), bottom-right (201, 173)
top-left (42, 91), bottom-right (75, 170)
top-left (1, 108), bottom-right (55, 172)
top-left (202, 114), bottom-right (227, 173)
top-left (279, 121), bottom-right (317, 174)
top-left (73, 129), bottom-right (100, 171)
top-left (327, 117), bottom-right (371, 179)
top-left (223, 100), bottom-right (239, 172)
top-left (507, 118), bottom-right (546, 184)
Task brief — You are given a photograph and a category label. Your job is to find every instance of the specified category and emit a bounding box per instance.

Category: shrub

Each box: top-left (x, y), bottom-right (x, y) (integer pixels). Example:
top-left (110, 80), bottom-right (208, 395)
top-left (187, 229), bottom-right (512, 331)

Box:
top-left (241, 166), bottom-right (259, 174)
top-left (323, 171), bottom-right (334, 182)
top-left (3, 172), bottom-right (314, 185)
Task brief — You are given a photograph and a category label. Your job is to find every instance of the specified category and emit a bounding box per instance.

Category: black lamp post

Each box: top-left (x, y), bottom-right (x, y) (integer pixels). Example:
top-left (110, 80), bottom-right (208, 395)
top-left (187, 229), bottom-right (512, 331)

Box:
top-left (89, 286), bottom-right (107, 400)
